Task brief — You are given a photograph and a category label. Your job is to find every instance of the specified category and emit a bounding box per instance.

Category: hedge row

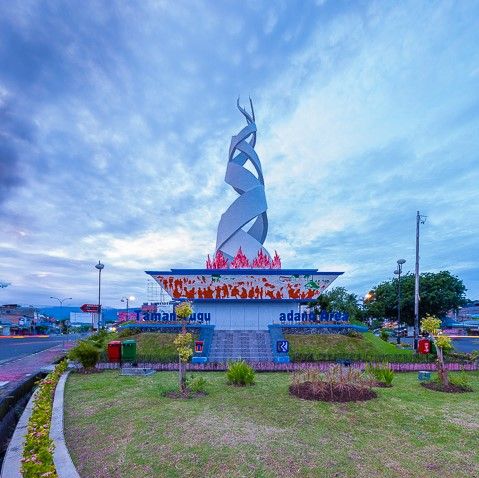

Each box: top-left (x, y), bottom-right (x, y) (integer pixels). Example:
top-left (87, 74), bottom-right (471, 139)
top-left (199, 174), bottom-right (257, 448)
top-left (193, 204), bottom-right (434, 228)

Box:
top-left (289, 351), bottom-right (472, 364)
top-left (21, 360), bottom-right (67, 478)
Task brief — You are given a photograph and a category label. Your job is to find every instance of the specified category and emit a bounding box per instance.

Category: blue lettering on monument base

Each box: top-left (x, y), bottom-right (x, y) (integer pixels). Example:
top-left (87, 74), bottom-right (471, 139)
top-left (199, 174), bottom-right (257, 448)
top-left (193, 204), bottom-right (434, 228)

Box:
top-left (279, 310), bottom-right (349, 323)
top-left (140, 312), bottom-right (211, 323)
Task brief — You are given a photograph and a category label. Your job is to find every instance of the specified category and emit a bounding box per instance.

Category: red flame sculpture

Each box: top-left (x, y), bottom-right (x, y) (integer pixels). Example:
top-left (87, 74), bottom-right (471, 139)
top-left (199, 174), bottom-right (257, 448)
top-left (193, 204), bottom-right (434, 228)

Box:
top-left (231, 247), bottom-right (251, 268)
top-left (271, 251), bottom-right (282, 269)
top-left (206, 249), bottom-right (282, 269)
top-left (252, 249), bottom-right (270, 268)
top-left (206, 251), bottom-right (229, 269)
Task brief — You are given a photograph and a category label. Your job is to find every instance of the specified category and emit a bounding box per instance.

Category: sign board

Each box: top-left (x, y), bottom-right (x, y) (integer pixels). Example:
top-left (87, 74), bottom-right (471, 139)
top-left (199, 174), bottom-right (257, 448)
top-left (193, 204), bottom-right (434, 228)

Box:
top-left (80, 304), bottom-right (99, 313)
top-left (117, 311), bottom-right (138, 322)
top-left (418, 338), bottom-right (431, 354)
top-left (276, 340), bottom-right (289, 353)
top-left (70, 312), bottom-right (98, 327)
top-left (194, 340), bottom-right (204, 353)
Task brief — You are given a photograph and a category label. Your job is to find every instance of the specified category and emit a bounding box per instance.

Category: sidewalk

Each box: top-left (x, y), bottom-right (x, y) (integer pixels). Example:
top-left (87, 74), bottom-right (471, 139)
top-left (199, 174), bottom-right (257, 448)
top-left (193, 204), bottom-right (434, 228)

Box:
top-left (0, 342), bottom-right (76, 397)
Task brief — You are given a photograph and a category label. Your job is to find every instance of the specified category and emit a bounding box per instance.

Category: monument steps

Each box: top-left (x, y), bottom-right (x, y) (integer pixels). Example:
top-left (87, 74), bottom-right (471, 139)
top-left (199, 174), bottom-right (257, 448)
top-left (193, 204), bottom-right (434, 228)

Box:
top-left (208, 330), bottom-right (273, 363)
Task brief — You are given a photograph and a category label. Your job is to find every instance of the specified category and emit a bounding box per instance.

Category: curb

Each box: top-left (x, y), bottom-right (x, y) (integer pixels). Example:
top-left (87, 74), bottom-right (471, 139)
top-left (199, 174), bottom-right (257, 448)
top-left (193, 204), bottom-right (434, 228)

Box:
top-left (0, 389), bottom-right (37, 478)
top-left (50, 372), bottom-right (80, 478)
top-left (97, 361), bottom-right (479, 373)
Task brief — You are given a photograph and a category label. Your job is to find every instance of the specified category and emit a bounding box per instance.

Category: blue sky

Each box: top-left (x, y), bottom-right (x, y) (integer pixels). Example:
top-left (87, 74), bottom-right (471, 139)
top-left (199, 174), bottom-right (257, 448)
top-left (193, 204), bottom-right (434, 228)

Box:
top-left (1, 0), bottom-right (478, 308)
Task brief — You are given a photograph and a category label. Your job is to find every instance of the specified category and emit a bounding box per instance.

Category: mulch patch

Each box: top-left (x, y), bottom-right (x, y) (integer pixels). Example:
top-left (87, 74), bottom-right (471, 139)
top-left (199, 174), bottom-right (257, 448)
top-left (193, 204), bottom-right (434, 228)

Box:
top-left (72, 368), bottom-right (102, 374)
top-left (289, 381), bottom-right (377, 402)
top-left (162, 390), bottom-right (207, 399)
top-left (421, 382), bottom-right (472, 393)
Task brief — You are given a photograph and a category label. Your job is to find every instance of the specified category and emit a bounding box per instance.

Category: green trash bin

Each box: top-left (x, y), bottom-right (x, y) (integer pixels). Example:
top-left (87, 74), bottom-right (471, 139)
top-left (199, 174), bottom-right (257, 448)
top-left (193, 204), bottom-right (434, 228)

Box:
top-left (122, 339), bottom-right (137, 362)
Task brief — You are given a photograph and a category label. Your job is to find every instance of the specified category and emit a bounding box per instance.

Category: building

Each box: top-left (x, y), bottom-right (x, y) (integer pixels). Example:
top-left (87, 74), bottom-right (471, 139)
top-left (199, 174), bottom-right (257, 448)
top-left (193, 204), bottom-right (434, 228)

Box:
top-left (0, 304), bottom-right (38, 335)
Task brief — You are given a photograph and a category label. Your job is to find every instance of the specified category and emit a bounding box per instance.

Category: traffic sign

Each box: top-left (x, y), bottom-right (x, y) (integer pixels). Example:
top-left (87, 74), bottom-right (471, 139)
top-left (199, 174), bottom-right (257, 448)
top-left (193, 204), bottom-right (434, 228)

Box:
top-left (276, 340), bottom-right (289, 353)
top-left (80, 304), bottom-right (99, 313)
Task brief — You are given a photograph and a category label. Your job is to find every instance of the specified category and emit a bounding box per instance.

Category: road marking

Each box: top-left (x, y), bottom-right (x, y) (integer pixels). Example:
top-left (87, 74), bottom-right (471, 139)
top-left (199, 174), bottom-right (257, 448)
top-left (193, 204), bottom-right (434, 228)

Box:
top-left (0, 335), bottom-right (50, 339)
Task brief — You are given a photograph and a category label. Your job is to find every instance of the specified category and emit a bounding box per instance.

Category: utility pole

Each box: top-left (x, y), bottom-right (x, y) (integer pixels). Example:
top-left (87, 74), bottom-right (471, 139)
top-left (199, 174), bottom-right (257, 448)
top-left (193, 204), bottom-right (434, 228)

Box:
top-left (95, 261), bottom-right (105, 329)
top-left (414, 211), bottom-right (427, 350)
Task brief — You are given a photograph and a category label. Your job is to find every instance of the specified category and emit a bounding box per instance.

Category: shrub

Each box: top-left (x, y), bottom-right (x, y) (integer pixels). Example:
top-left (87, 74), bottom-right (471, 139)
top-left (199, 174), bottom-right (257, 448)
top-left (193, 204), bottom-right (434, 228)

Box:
top-left (226, 361), bottom-right (255, 386)
top-left (346, 330), bottom-right (362, 339)
top-left (86, 330), bottom-right (117, 350)
top-left (117, 327), bottom-right (141, 339)
top-left (68, 340), bottom-right (100, 369)
top-left (447, 371), bottom-right (472, 390)
top-left (381, 367), bottom-right (395, 386)
top-left (365, 363), bottom-right (395, 386)
top-left (22, 360), bottom-right (67, 477)
top-left (187, 375), bottom-right (208, 393)
top-left (380, 329), bottom-right (389, 342)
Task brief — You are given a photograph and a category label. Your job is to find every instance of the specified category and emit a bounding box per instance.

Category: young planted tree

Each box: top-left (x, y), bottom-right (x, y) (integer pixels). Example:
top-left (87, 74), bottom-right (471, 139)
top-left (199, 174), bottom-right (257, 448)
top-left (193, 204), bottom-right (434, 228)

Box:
top-left (421, 314), bottom-right (452, 387)
top-left (173, 301), bottom-right (194, 394)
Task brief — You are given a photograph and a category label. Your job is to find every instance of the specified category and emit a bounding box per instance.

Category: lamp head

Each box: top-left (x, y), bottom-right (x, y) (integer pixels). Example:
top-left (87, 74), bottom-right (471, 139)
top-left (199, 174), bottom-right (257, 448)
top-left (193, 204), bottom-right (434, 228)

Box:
top-left (397, 259), bottom-right (406, 265)
top-left (95, 261), bottom-right (105, 270)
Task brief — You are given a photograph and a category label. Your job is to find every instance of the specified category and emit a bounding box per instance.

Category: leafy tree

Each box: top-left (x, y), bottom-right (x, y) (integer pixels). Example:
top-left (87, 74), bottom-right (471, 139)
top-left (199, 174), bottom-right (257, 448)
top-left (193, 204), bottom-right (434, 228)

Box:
top-left (364, 271), bottom-right (467, 325)
top-left (174, 301), bottom-right (194, 394)
top-left (421, 314), bottom-right (452, 387)
top-left (309, 287), bottom-right (362, 321)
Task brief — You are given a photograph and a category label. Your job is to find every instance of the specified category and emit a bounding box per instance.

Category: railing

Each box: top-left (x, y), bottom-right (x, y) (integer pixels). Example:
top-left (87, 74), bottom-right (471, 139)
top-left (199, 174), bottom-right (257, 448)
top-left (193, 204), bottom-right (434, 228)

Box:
top-left (97, 361), bottom-right (479, 372)
top-left (288, 350), bottom-right (473, 364)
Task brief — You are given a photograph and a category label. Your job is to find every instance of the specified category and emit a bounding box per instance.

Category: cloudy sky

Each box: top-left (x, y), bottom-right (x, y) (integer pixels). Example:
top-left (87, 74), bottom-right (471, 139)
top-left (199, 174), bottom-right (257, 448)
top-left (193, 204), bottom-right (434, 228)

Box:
top-left (1, 0), bottom-right (478, 308)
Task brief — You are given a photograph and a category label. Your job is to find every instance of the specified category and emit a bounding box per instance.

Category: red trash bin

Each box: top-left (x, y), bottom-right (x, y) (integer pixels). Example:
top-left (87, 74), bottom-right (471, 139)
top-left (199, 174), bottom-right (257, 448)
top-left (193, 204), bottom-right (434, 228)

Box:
top-left (107, 341), bottom-right (122, 362)
top-left (418, 338), bottom-right (431, 354)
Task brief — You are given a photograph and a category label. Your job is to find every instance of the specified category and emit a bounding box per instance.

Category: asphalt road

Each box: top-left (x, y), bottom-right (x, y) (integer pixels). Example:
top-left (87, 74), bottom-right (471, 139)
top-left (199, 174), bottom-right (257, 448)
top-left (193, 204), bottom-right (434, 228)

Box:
top-left (395, 336), bottom-right (479, 353)
top-left (450, 337), bottom-right (479, 353)
top-left (0, 335), bottom-right (80, 364)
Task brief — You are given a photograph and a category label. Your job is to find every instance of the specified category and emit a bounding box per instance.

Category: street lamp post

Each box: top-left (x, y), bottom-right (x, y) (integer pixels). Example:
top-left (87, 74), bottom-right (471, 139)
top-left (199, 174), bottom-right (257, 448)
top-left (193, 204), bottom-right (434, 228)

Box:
top-left (50, 296), bottom-right (72, 330)
top-left (394, 259), bottom-right (406, 345)
top-left (121, 296), bottom-right (135, 322)
top-left (50, 296), bottom-right (72, 308)
top-left (50, 296), bottom-right (72, 348)
top-left (95, 261), bottom-right (105, 329)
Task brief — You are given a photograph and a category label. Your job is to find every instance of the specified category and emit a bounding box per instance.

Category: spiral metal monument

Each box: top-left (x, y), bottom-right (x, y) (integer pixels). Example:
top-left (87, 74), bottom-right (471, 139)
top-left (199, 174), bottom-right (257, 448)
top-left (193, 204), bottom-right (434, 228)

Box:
top-left (215, 98), bottom-right (269, 262)
top-left (146, 99), bottom-right (343, 330)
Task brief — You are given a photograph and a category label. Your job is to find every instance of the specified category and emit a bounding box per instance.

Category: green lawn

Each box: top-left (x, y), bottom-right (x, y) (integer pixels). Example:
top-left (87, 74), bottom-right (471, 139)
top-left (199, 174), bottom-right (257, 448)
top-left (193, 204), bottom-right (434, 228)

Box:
top-left (102, 332), bottom-right (198, 362)
top-left (286, 332), bottom-right (413, 362)
top-left (64, 371), bottom-right (479, 478)
top-left (133, 332), bottom-right (184, 362)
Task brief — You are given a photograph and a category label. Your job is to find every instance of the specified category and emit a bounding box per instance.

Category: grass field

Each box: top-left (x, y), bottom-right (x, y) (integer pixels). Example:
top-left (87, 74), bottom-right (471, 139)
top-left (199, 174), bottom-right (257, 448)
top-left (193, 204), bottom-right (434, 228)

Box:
top-left (64, 371), bottom-right (479, 478)
top-left (102, 332), bottom-right (197, 362)
top-left (132, 332), bottom-right (186, 362)
top-left (286, 332), bottom-right (413, 361)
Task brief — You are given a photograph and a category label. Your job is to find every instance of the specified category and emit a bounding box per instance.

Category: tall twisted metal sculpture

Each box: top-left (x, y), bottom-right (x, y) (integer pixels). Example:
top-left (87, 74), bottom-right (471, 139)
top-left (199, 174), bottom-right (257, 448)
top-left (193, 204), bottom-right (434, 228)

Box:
top-left (215, 98), bottom-right (270, 262)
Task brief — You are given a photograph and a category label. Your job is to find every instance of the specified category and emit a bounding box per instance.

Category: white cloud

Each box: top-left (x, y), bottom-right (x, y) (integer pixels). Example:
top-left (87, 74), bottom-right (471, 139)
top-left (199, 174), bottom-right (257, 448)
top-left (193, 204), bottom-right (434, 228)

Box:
top-left (1, 0), bottom-right (478, 305)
